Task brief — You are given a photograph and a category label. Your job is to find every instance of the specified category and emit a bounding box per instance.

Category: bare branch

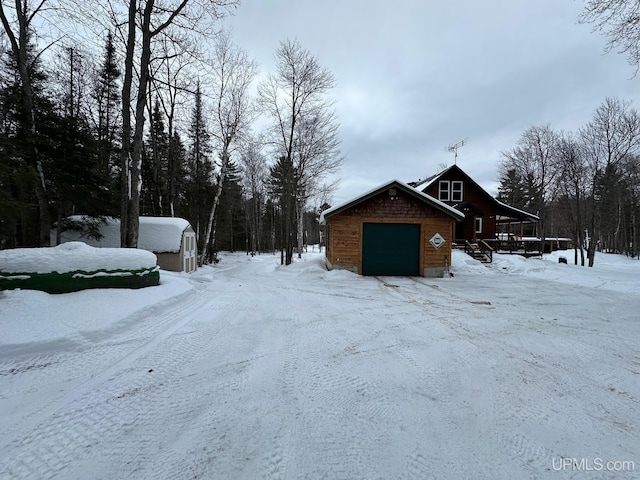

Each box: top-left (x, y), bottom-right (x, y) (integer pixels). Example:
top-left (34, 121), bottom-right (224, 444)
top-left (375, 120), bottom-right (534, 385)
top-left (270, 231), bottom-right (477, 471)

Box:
top-left (579, 0), bottom-right (640, 75)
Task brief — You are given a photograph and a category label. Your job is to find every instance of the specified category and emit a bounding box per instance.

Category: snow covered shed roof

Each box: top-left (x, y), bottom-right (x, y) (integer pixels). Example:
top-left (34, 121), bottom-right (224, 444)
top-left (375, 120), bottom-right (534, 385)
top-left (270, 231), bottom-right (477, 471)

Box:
top-left (320, 179), bottom-right (465, 223)
top-left (56, 216), bottom-right (193, 253)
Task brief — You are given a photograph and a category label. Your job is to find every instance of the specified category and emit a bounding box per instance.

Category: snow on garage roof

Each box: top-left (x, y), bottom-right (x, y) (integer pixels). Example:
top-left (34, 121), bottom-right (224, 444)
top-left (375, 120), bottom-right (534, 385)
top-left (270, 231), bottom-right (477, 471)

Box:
top-left (319, 179), bottom-right (465, 223)
top-left (56, 216), bottom-right (192, 253)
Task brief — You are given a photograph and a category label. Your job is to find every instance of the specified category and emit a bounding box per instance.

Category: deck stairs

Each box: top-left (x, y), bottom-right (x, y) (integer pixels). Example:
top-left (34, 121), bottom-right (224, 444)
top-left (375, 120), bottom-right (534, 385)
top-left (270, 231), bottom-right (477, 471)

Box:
top-left (455, 240), bottom-right (493, 263)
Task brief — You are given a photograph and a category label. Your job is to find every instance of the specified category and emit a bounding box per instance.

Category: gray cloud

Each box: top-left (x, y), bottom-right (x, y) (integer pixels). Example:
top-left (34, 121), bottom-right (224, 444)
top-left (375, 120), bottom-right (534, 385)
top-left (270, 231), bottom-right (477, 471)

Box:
top-left (224, 0), bottom-right (640, 205)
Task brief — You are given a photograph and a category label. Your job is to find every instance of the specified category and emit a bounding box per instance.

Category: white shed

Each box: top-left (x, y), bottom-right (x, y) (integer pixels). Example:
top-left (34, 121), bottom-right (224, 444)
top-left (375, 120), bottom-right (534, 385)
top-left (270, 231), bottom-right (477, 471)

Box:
top-left (54, 216), bottom-right (198, 273)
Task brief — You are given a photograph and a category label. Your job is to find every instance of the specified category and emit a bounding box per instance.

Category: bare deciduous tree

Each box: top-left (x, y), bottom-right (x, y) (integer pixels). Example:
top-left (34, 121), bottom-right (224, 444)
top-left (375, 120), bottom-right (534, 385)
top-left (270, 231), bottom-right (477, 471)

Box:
top-left (199, 30), bottom-right (257, 265)
top-left (239, 138), bottom-right (268, 254)
top-left (580, 97), bottom-right (640, 265)
top-left (500, 124), bottom-right (559, 241)
top-left (148, 35), bottom-right (197, 217)
top-left (555, 132), bottom-right (589, 265)
top-left (99, 0), bottom-right (238, 248)
top-left (259, 38), bottom-right (341, 264)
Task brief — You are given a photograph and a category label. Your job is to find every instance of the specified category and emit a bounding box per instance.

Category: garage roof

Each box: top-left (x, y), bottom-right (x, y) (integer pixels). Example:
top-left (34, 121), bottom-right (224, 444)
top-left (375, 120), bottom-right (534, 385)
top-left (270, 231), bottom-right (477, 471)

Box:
top-left (320, 179), bottom-right (465, 223)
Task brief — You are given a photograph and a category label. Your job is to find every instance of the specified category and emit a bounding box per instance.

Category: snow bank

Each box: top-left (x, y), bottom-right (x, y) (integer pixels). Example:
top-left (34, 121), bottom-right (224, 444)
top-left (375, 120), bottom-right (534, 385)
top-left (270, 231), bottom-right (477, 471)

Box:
top-left (450, 249), bottom-right (494, 275)
top-left (0, 242), bottom-right (157, 274)
top-left (0, 271), bottom-right (192, 345)
top-left (450, 248), bottom-right (639, 294)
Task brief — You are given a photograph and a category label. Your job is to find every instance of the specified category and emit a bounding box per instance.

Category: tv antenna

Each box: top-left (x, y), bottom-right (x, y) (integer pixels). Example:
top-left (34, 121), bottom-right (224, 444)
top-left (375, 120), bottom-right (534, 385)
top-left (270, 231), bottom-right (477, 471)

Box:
top-left (447, 138), bottom-right (468, 165)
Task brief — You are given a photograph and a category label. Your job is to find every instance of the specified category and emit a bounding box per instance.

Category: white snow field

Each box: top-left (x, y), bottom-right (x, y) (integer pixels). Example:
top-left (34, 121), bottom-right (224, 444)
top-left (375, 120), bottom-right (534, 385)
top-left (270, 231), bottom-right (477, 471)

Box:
top-left (1, 249), bottom-right (639, 479)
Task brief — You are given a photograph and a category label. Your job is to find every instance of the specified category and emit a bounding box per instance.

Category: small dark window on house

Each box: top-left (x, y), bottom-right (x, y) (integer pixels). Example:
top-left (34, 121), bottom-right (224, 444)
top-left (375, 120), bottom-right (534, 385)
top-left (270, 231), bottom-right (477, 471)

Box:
top-left (475, 216), bottom-right (483, 234)
top-left (438, 181), bottom-right (450, 201)
top-left (451, 181), bottom-right (463, 202)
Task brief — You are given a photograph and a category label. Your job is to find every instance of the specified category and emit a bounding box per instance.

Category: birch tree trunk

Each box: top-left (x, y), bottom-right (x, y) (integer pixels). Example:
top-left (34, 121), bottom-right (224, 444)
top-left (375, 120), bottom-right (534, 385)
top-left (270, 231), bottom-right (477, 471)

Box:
top-left (200, 148), bottom-right (229, 265)
top-left (296, 199), bottom-right (304, 258)
top-left (198, 31), bottom-right (256, 263)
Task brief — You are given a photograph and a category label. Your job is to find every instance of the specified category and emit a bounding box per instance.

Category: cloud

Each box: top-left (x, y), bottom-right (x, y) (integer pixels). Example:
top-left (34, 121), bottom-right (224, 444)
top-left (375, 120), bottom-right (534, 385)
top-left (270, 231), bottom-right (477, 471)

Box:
top-left (223, 0), bottom-right (640, 205)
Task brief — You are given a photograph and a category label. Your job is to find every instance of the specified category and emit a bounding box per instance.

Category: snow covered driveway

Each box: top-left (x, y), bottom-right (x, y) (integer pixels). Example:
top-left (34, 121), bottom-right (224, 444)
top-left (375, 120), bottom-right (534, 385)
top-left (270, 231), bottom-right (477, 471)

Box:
top-left (1, 251), bottom-right (639, 479)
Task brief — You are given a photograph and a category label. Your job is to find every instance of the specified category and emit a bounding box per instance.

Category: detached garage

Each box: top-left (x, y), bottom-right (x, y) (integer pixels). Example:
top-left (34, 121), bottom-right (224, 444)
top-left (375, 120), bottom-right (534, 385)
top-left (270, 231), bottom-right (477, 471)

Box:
top-left (320, 180), bottom-right (464, 277)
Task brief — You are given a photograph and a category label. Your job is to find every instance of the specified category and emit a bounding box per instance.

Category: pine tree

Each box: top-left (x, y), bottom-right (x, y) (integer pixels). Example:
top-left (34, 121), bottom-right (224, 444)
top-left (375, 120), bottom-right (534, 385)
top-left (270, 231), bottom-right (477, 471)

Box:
top-left (168, 131), bottom-right (188, 217)
top-left (0, 31), bottom-right (52, 246)
top-left (497, 168), bottom-right (528, 209)
top-left (94, 32), bottom-right (121, 185)
top-left (268, 155), bottom-right (301, 264)
top-left (185, 83), bottom-right (214, 254)
top-left (214, 160), bottom-right (246, 252)
top-left (142, 99), bottom-right (169, 216)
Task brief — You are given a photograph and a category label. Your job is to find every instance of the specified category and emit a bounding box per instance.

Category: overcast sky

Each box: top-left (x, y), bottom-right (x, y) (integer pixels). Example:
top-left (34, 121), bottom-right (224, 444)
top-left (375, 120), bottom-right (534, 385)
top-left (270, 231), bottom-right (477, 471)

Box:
top-left (222, 0), bottom-right (640, 206)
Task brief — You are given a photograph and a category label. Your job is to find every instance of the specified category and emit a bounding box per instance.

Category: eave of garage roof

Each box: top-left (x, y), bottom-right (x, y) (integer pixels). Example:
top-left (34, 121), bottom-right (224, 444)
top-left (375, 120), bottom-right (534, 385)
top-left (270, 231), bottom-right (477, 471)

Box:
top-left (319, 179), bottom-right (465, 224)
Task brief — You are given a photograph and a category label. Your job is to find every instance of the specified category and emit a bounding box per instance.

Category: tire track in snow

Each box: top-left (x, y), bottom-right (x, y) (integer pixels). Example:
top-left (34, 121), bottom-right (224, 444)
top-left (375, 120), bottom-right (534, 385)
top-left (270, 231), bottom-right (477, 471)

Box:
top-left (80, 288), bottom-right (258, 480)
top-left (259, 317), bottom-right (299, 480)
top-left (374, 276), bottom-right (565, 476)
top-left (295, 335), bottom-right (390, 478)
top-left (1, 286), bottom-right (213, 440)
top-left (0, 287), bottom-right (241, 480)
top-left (0, 284), bottom-right (212, 426)
top-left (255, 288), bottom-right (397, 479)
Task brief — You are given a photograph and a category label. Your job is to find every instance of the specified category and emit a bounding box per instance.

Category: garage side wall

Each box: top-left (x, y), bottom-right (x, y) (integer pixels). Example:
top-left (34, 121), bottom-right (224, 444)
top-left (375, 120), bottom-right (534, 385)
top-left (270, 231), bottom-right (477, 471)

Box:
top-left (325, 190), bottom-right (455, 277)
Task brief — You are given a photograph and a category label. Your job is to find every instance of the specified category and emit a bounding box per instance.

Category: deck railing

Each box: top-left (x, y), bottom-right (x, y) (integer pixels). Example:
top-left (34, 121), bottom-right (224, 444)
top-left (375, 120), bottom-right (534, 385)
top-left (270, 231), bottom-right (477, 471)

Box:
top-left (457, 239), bottom-right (494, 263)
top-left (477, 239), bottom-right (494, 263)
top-left (484, 238), bottom-right (543, 257)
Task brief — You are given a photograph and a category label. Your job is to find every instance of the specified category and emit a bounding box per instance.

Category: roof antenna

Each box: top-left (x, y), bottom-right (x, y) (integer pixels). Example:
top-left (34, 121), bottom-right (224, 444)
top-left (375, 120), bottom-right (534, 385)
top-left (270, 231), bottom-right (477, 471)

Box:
top-left (447, 138), bottom-right (468, 165)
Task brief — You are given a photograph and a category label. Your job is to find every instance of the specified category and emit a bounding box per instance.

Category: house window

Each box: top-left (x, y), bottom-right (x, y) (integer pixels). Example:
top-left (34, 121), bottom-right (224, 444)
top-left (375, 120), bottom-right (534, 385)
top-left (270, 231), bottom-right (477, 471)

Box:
top-left (475, 216), bottom-right (483, 234)
top-left (438, 180), bottom-right (463, 202)
top-left (438, 181), bottom-right (450, 201)
top-left (451, 181), bottom-right (463, 202)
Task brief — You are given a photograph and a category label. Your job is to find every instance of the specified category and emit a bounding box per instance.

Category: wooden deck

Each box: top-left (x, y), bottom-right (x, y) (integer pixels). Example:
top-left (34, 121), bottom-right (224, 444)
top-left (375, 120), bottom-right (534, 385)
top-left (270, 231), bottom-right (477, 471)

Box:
top-left (454, 238), bottom-right (544, 263)
top-left (484, 239), bottom-right (543, 257)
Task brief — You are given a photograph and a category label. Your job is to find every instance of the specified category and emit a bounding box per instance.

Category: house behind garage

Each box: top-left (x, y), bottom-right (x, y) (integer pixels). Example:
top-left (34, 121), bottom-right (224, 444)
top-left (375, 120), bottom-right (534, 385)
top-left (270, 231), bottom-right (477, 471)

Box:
top-left (411, 164), bottom-right (539, 244)
top-left (53, 216), bottom-right (197, 273)
top-left (320, 180), bottom-right (464, 277)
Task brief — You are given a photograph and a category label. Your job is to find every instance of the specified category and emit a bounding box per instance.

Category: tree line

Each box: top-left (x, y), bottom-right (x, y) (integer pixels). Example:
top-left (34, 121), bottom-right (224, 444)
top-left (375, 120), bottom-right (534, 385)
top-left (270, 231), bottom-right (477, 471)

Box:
top-left (0, 0), bottom-right (340, 265)
top-left (497, 97), bottom-right (640, 266)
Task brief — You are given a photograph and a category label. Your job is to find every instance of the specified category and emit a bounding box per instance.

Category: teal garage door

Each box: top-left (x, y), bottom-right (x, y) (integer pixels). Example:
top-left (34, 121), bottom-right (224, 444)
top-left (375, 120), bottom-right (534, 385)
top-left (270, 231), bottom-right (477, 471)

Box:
top-left (362, 223), bottom-right (421, 276)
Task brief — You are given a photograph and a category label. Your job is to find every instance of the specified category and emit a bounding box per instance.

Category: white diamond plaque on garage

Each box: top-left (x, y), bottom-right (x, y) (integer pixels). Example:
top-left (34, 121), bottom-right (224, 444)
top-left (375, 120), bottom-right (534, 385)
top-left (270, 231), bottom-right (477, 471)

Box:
top-left (429, 233), bottom-right (446, 249)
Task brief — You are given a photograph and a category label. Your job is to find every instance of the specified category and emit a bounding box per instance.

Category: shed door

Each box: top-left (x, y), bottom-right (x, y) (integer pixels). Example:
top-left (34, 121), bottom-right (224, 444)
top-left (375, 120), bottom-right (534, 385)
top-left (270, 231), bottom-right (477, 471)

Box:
top-left (362, 223), bottom-right (420, 276)
top-left (183, 233), bottom-right (197, 273)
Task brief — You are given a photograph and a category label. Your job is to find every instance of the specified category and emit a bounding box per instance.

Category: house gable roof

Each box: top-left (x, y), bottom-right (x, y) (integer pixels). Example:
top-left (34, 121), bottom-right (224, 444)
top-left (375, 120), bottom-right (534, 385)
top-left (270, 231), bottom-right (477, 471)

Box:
top-left (320, 179), bottom-right (465, 223)
top-left (412, 165), bottom-right (539, 221)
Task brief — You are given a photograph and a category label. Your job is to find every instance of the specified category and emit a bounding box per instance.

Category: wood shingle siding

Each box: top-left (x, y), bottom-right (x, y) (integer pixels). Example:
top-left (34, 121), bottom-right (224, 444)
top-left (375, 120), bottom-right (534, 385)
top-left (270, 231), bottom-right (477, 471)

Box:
top-left (321, 180), bottom-right (463, 277)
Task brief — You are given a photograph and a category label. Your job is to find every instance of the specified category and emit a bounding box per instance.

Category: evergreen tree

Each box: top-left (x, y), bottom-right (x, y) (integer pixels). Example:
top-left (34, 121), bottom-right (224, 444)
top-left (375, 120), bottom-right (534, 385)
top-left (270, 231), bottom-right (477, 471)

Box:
top-left (0, 32), bottom-right (52, 246)
top-left (268, 155), bottom-right (301, 264)
top-left (0, 32), bottom-right (115, 246)
top-left (497, 168), bottom-right (529, 210)
top-left (214, 160), bottom-right (246, 252)
top-left (142, 99), bottom-right (169, 216)
top-left (185, 83), bottom-right (214, 253)
top-left (46, 112), bottom-right (115, 240)
top-left (169, 131), bottom-right (188, 217)
top-left (93, 32), bottom-right (121, 186)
